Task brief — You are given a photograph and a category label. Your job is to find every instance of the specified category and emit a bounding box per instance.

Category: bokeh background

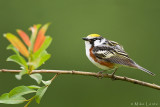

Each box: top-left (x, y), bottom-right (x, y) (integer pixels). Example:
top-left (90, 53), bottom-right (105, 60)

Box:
top-left (0, 0), bottom-right (160, 107)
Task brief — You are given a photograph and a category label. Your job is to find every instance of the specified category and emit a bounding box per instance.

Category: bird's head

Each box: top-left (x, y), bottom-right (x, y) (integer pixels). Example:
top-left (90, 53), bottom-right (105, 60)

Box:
top-left (82, 34), bottom-right (104, 46)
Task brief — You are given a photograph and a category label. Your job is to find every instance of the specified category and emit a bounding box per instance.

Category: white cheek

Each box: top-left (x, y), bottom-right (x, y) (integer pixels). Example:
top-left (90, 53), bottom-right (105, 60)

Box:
top-left (94, 40), bottom-right (101, 46)
top-left (94, 39), bottom-right (106, 46)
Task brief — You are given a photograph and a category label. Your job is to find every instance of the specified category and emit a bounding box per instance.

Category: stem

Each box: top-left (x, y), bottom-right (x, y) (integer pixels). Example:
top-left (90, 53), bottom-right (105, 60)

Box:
top-left (28, 65), bottom-right (33, 74)
top-left (0, 69), bottom-right (160, 90)
top-left (24, 96), bottom-right (36, 107)
top-left (28, 51), bottom-right (34, 74)
top-left (50, 73), bottom-right (59, 82)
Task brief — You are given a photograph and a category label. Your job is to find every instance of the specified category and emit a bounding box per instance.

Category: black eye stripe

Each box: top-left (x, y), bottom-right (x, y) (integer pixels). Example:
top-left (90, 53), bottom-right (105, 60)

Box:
top-left (92, 37), bottom-right (102, 41)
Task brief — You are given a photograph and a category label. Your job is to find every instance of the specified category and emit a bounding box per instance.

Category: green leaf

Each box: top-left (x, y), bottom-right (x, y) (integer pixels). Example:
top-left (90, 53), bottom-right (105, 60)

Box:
top-left (9, 86), bottom-right (36, 97)
top-left (32, 51), bottom-right (51, 69)
top-left (35, 86), bottom-right (48, 104)
top-left (15, 69), bottom-right (27, 80)
top-left (0, 93), bottom-right (26, 104)
top-left (7, 44), bottom-right (19, 55)
top-left (42, 80), bottom-right (52, 86)
top-left (30, 73), bottom-right (42, 84)
top-left (37, 52), bottom-right (51, 68)
top-left (28, 85), bottom-right (41, 89)
top-left (33, 36), bottom-right (52, 60)
top-left (7, 54), bottom-right (28, 69)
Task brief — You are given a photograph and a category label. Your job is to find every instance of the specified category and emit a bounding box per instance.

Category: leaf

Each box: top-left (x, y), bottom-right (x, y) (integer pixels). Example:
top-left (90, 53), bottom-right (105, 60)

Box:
top-left (7, 54), bottom-right (28, 69)
top-left (16, 29), bottom-right (31, 47)
top-left (28, 85), bottom-right (41, 89)
top-left (37, 53), bottom-right (50, 68)
top-left (9, 86), bottom-right (36, 97)
top-left (15, 69), bottom-right (27, 80)
top-left (4, 33), bottom-right (29, 57)
top-left (32, 51), bottom-right (51, 69)
top-left (30, 73), bottom-right (42, 84)
top-left (35, 86), bottom-right (48, 104)
top-left (31, 36), bottom-right (52, 69)
top-left (0, 93), bottom-right (26, 104)
top-left (42, 80), bottom-right (51, 86)
top-left (34, 35), bottom-right (46, 53)
top-left (7, 44), bottom-right (19, 55)
top-left (29, 24), bottom-right (41, 53)
top-left (33, 36), bottom-right (52, 59)
top-left (33, 23), bottom-right (50, 52)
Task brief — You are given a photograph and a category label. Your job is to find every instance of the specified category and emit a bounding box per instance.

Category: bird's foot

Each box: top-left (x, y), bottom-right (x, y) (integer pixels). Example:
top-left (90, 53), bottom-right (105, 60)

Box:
top-left (97, 71), bottom-right (104, 79)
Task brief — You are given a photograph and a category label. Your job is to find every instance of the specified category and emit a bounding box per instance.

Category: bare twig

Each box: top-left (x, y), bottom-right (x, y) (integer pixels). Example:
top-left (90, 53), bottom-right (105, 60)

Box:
top-left (0, 69), bottom-right (160, 90)
top-left (51, 73), bottom-right (59, 82)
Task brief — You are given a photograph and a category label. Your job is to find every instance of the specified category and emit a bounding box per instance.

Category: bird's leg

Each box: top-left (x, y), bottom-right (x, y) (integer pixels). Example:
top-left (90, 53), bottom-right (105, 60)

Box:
top-left (111, 68), bottom-right (118, 76)
top-left (111, 68), bottom-right (118, 80)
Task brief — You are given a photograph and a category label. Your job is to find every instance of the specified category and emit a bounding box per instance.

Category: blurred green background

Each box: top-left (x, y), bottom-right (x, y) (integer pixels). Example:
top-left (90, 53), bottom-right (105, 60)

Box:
top-left (0, 0), bottom-right (160, 107)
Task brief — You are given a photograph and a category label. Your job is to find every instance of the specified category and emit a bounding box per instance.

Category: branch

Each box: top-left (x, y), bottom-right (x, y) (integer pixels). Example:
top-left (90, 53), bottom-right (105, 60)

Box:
top-left (0, 69), bottom-right (160, 90)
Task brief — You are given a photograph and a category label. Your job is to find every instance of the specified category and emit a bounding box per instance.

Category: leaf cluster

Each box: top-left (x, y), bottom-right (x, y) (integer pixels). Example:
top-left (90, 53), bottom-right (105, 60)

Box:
top-left (0, 23), bottom-right (54, 106)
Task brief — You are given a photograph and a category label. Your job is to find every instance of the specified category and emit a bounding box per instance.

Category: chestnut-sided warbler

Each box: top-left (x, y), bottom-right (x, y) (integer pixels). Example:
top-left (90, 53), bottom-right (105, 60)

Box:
top-left (82, 34), bottom-right (155, 76)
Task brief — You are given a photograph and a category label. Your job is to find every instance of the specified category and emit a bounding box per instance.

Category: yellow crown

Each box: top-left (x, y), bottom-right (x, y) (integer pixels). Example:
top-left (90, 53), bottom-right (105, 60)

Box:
top-left (87, 34), bottom-right (101, 37)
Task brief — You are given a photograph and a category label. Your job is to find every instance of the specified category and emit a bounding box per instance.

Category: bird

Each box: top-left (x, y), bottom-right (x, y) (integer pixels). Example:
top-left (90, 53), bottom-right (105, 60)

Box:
top-left (82, 34), bottom-right (155, 76)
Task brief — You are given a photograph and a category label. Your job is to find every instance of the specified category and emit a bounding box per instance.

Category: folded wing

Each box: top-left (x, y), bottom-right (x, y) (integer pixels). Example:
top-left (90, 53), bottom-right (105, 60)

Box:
top-left (92, 45), bottom-right (137, 68)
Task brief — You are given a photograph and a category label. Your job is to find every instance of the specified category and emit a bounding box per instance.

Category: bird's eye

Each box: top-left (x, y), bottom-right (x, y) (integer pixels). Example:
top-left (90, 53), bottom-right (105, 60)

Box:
top-left (93, 38), bottom-right (98, 41)
top-left (89, 39), bottom-right (95, 41)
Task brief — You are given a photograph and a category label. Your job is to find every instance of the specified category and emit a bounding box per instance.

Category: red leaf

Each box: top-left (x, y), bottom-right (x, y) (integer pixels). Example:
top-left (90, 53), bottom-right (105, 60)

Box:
top-left (16, 29), bottom-right (31, 47)
top-left (33, 23), bottom-right (50, 52)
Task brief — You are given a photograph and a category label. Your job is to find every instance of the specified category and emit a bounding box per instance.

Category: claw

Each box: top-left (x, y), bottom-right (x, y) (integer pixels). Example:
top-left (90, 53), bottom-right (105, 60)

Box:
top-left (97, 71), bottom-right (104, 79)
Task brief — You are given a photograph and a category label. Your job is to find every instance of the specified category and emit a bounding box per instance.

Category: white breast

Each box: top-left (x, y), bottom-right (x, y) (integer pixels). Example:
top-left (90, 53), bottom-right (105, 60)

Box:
top-left (84, 41), bottom-right (111, 70)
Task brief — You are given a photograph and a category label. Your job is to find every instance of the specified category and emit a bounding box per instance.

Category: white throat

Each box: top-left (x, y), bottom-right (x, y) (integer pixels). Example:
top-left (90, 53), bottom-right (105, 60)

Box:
top-left (85, 41), bottom-right (92, 52)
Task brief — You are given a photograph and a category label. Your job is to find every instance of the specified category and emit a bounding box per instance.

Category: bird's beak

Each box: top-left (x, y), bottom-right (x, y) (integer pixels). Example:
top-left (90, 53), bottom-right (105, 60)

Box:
top-left (82, 37), bottom-right (89, 41)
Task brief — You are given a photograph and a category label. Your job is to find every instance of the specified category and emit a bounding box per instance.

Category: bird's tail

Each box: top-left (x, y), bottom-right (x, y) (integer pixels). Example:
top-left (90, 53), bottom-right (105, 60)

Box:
top-left (136, 65), bottom-right (155, 76)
